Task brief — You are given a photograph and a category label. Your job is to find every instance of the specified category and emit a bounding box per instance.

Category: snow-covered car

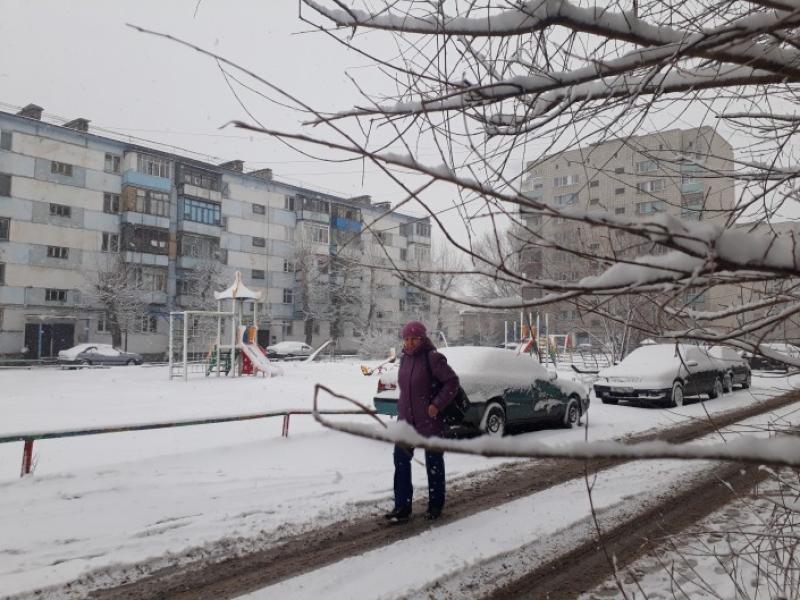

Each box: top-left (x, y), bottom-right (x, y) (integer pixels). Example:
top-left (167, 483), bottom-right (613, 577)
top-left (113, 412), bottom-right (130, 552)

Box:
top-left (594, 344), bottom-right (725, 407)
top-left (743, 343), bottom-right (800, 371)
top-left (265, 341), bottom-right (313, 358)
top-left (706, 345), bottom-right (751, 391)
top-left (373, 346), bottom-right (590, 437)
top-left (58, 344), bottom-right (143, 366)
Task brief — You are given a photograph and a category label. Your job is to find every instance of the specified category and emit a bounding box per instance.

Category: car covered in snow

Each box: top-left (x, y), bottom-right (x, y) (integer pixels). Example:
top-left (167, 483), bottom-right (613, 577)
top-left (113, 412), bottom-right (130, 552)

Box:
top-left (373, 346), bottom-right (590, 436)
top-left (58, 343), bottom-right (143, 366)
top-left (594, 343), bottom-right (725, 407)
top-left (265, 341), bottom-right (313, 358)
top-left (742, 343), bottom-right (800, 371)
top-left (706, 345), bottom-right (751, 391)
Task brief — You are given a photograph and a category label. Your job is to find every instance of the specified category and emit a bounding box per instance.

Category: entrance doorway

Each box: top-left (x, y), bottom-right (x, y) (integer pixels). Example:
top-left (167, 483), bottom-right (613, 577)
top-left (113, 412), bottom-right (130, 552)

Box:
top-left (24, 323), bottom-right (75, 358)
top-left (256, 329), bottom-right (270, 349)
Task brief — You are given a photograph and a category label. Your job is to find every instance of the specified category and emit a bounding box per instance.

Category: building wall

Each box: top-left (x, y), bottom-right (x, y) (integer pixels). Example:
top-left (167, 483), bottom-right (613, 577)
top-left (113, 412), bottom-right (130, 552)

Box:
top-left (0, 108), bottom-right (432, 358)
top-left (520, 127), bottom-right (736, 345)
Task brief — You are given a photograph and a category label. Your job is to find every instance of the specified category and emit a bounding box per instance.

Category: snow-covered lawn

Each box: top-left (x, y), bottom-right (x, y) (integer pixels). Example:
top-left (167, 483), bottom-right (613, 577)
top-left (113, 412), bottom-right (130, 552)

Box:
top-left (0, 363), bottom-right (798, 598)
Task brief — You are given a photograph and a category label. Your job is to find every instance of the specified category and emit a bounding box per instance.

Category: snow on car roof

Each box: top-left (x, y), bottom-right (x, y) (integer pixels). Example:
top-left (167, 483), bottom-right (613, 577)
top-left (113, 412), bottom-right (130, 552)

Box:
top-left (619, 344), bottom-right (698, 366)
top-left (439, 346), bottom-right (548, 378)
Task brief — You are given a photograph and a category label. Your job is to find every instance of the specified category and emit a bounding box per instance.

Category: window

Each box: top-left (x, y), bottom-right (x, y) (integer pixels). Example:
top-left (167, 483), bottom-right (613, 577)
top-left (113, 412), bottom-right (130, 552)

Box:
top-left (0, 262), bottom-right (4, 285)
top-left (636, 160), bottom-right (658, 173)
top-left (400, 248), bottom-right (407, 261)
top-left (49, 203), bottom-right (71, 218)
top-left (415, 222), bottom-right (431, 237)
top-left (137, 154), bottom-right (170, 178)
top-left (304, 223), bottom-right (329, 244)
top-left (101, 232), bottom-right (119, 253)
top-left (614, 167), bottom-right (625, 174)
top-left (637, 200), bottom-right (666, 215)
top-left (283, 321), bottom-right (294, 336)
top-left (554, 192), bottom-right (578, 206)
top-left (637, 179), bottom-right (665, 194)
top-left (589, 198), bottom-right (600, 205)
top-left (589, 180), bottom-right (599, 188)
top-left (554, 174), bottom-right (579, 187)
top-left (104, 153), bottom-right (121, 173)
top-left (0, 173), bottom-right (11, 196)
top-left (252, 269), bottom-right (265, 280)
top-left (414, 245), bottom-right (431, 262)
top-left (375, 230), bottom-right (392, 245)
top-left (0, 217), bottom-right (8, 240)
top-left (615, 207), bottom-right (625, 214)
top-left (252, 236), bottom-right (266, 247)
top-left (284, 196), bottom-right (295, 211)
top-left (128, 226), bottom-right (168, 254)
top-left (97, 314), bottom-right (110, 333)
top-left (283, 288), bottom-right (294, 304)
top-left (45, 288), bottom-right (67, 302)
top-left (615, 187), bottom-right (625, 195)
top-left (47, 245), bottom-right (69, 259)
top-left (137, 315), bottom-right (158, 333)
top-left (135, 188), bottom-right (170, 217)
top-left (179, 234), bottom-right (219, 259)
top-left (183, 198), bottom-right (221, 225)
top-left (133, 267), bottom-right (166, 292)
top-left (51, 161), bottom-right (73, 176)
top-left (283, 259), bottom-right (294, 273)
top-left (252, 203), bottom-right (266, 215)
top-left (103, 193), bottom-right (120, 213)
top-left (299, 195), bottom-right (329, 213)
top-left (0, 130), bottom-right (11, 151)
top-left (399, 299), bottom-right (406, 312)
top-left (178, 165), bottom-right (219, 191)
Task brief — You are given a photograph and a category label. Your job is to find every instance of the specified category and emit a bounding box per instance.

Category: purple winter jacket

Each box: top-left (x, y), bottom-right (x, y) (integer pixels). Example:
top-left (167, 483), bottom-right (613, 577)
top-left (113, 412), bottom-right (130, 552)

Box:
top-left (397, 337), bottom-right (460, 437)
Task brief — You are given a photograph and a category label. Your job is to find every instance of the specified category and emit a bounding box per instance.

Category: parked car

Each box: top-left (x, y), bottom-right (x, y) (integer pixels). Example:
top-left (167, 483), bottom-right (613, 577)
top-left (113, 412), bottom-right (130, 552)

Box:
top-left (58, 343), bottom-right (143, 366)
top-left (594, 344), bottom-right (725, 407)
top-left (706, 345), bottom-right (751, 391)
top-left (373, 346), bottom-right (590, 437)
top-left (742, 343), bottom-right (800, 371)
top-left (266, 341), bottom-right (313, 358)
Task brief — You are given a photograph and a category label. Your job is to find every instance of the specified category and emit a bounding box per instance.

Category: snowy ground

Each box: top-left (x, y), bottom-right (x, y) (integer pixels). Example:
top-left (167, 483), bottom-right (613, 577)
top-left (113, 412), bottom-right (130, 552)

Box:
top-left (1, 362), bottom-right (798, 598)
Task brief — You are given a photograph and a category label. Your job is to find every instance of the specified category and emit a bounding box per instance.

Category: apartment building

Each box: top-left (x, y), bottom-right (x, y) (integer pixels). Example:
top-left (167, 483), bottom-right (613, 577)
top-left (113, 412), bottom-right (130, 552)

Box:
top-left (519, 127), bottom-right (735, 346)
top-left (0, 104), bottom-right (431, 358)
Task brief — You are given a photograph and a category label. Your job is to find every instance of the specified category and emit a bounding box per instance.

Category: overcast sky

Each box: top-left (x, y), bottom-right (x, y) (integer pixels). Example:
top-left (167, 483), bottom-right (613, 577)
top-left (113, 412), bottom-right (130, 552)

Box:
top-left (1, 1), bottom-right (485, 231)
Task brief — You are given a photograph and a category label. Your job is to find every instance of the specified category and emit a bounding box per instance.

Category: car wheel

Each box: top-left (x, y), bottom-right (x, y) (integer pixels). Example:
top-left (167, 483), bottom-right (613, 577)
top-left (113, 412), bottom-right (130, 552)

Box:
top-left (562, 396), bottom-right (581, 428)
top-left (481, 403), bottom-right (506, 437)
top-left (669, 381), bottom-right (684, 408)
top-left (81, 359), bottom-right (92, 366)
top-left (126, 359), bottom-right (135, 366)
top-left (601, 397), bottom-right (619, 405)
top-left (709, 377), bottom-right (723, 399)
top-left (742, 372), bottom-right (751, 389)
top-left (722, 373), bottom-right (733, 394)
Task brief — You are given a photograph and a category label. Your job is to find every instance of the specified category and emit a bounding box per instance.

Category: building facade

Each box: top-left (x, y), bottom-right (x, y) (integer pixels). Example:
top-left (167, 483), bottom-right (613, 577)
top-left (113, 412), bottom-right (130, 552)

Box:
top-left (0, 104), bottom-right (431, 358)
top-left (519, 127), bottom-right (735, 347)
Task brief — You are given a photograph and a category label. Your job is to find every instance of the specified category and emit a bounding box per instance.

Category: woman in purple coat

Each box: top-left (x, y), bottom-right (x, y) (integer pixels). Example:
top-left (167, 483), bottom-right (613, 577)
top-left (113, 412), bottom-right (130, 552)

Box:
top-left (385, 321), bottom-right (459, 523)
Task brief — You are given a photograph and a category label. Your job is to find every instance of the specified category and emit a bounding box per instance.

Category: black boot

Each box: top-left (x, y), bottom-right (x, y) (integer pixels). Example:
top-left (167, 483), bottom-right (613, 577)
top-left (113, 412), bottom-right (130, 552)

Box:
top-left (384, 507), bottom-right (411, 523)
top-left (424, 507), bottom-right (442, 521)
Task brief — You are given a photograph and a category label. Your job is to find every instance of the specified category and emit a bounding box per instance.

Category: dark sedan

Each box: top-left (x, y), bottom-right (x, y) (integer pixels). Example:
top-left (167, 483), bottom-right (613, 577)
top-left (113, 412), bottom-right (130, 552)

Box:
top-left (373, 346), bottom-right (590, 437)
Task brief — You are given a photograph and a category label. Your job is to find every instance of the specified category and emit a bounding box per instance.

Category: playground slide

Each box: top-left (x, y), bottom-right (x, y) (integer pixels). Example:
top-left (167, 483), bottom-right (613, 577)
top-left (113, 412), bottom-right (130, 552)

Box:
top-left (239, 343), bottom-right (279, 376)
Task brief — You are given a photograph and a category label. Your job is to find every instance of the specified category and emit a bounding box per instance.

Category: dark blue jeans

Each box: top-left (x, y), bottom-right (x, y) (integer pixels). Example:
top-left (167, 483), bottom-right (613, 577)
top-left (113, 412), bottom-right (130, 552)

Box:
top-left (393, 445), bottom-right (445, 513)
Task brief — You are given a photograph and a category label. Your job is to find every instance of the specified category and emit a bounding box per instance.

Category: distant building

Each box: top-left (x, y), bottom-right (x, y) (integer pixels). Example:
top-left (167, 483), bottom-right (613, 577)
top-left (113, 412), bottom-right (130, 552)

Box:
top-left (519, 126), bottom-right (735, 347)
top-left (0, 104), bottom-right (431, 358)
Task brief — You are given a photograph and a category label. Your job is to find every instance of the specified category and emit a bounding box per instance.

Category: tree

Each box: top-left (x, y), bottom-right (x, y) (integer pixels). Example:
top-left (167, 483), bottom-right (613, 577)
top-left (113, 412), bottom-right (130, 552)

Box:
top-left (84, 256), bottom-right (149, 349)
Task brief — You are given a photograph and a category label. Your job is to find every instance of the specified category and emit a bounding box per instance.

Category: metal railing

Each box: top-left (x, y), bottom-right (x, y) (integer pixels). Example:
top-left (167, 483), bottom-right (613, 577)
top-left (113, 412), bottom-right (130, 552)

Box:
top-left (1, 408), bottom-right (369, 478)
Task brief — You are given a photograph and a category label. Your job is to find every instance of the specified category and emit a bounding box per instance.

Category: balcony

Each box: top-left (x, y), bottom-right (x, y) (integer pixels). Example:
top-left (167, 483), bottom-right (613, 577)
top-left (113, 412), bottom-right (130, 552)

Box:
top-left (296, 210), bottom-right (330, 224)
top-left (122, 251), bottom-right (169, 267)
top-left (122, 170), bottom-right (172, 193)
top-left (180, 182), bottom-right (222, 203)
top-left (681, 181), bottom-right (702, 194)
top-left (121, 211), bottom-right (170, 230)
top-left (332, 216), bottom-right (362, 232)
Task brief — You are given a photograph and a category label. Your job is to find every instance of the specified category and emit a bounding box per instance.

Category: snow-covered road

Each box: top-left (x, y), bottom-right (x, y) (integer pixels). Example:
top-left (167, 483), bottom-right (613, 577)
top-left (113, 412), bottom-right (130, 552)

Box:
top-left (0, 363), bottom-right (797, 598)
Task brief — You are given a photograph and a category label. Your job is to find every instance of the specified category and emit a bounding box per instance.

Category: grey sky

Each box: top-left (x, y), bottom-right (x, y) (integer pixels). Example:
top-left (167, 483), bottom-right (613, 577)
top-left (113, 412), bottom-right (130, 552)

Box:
top-left (1, 1), bottom-right (480, 229)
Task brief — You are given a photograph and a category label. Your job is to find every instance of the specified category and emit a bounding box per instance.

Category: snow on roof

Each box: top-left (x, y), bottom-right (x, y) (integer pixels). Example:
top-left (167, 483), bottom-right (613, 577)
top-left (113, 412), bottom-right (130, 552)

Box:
top-left (214, 271), bottom-right (262, 301)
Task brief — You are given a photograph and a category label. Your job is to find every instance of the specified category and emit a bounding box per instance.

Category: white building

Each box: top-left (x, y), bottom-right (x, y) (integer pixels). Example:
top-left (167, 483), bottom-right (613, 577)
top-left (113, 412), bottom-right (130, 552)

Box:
top-left (0, 104), bottom-right (431, 358)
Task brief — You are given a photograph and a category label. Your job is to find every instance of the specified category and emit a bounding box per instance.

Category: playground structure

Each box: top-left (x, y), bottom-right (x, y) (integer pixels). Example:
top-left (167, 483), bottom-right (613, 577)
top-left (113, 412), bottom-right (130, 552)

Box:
top-left (168, 271), bottom-right (280, 381)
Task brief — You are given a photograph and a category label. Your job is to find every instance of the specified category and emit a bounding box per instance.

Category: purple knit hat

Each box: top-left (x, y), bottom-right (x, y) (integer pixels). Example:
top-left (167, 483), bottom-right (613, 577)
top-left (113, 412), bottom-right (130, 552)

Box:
top-left (401, 320), bottom-right (427, 338)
